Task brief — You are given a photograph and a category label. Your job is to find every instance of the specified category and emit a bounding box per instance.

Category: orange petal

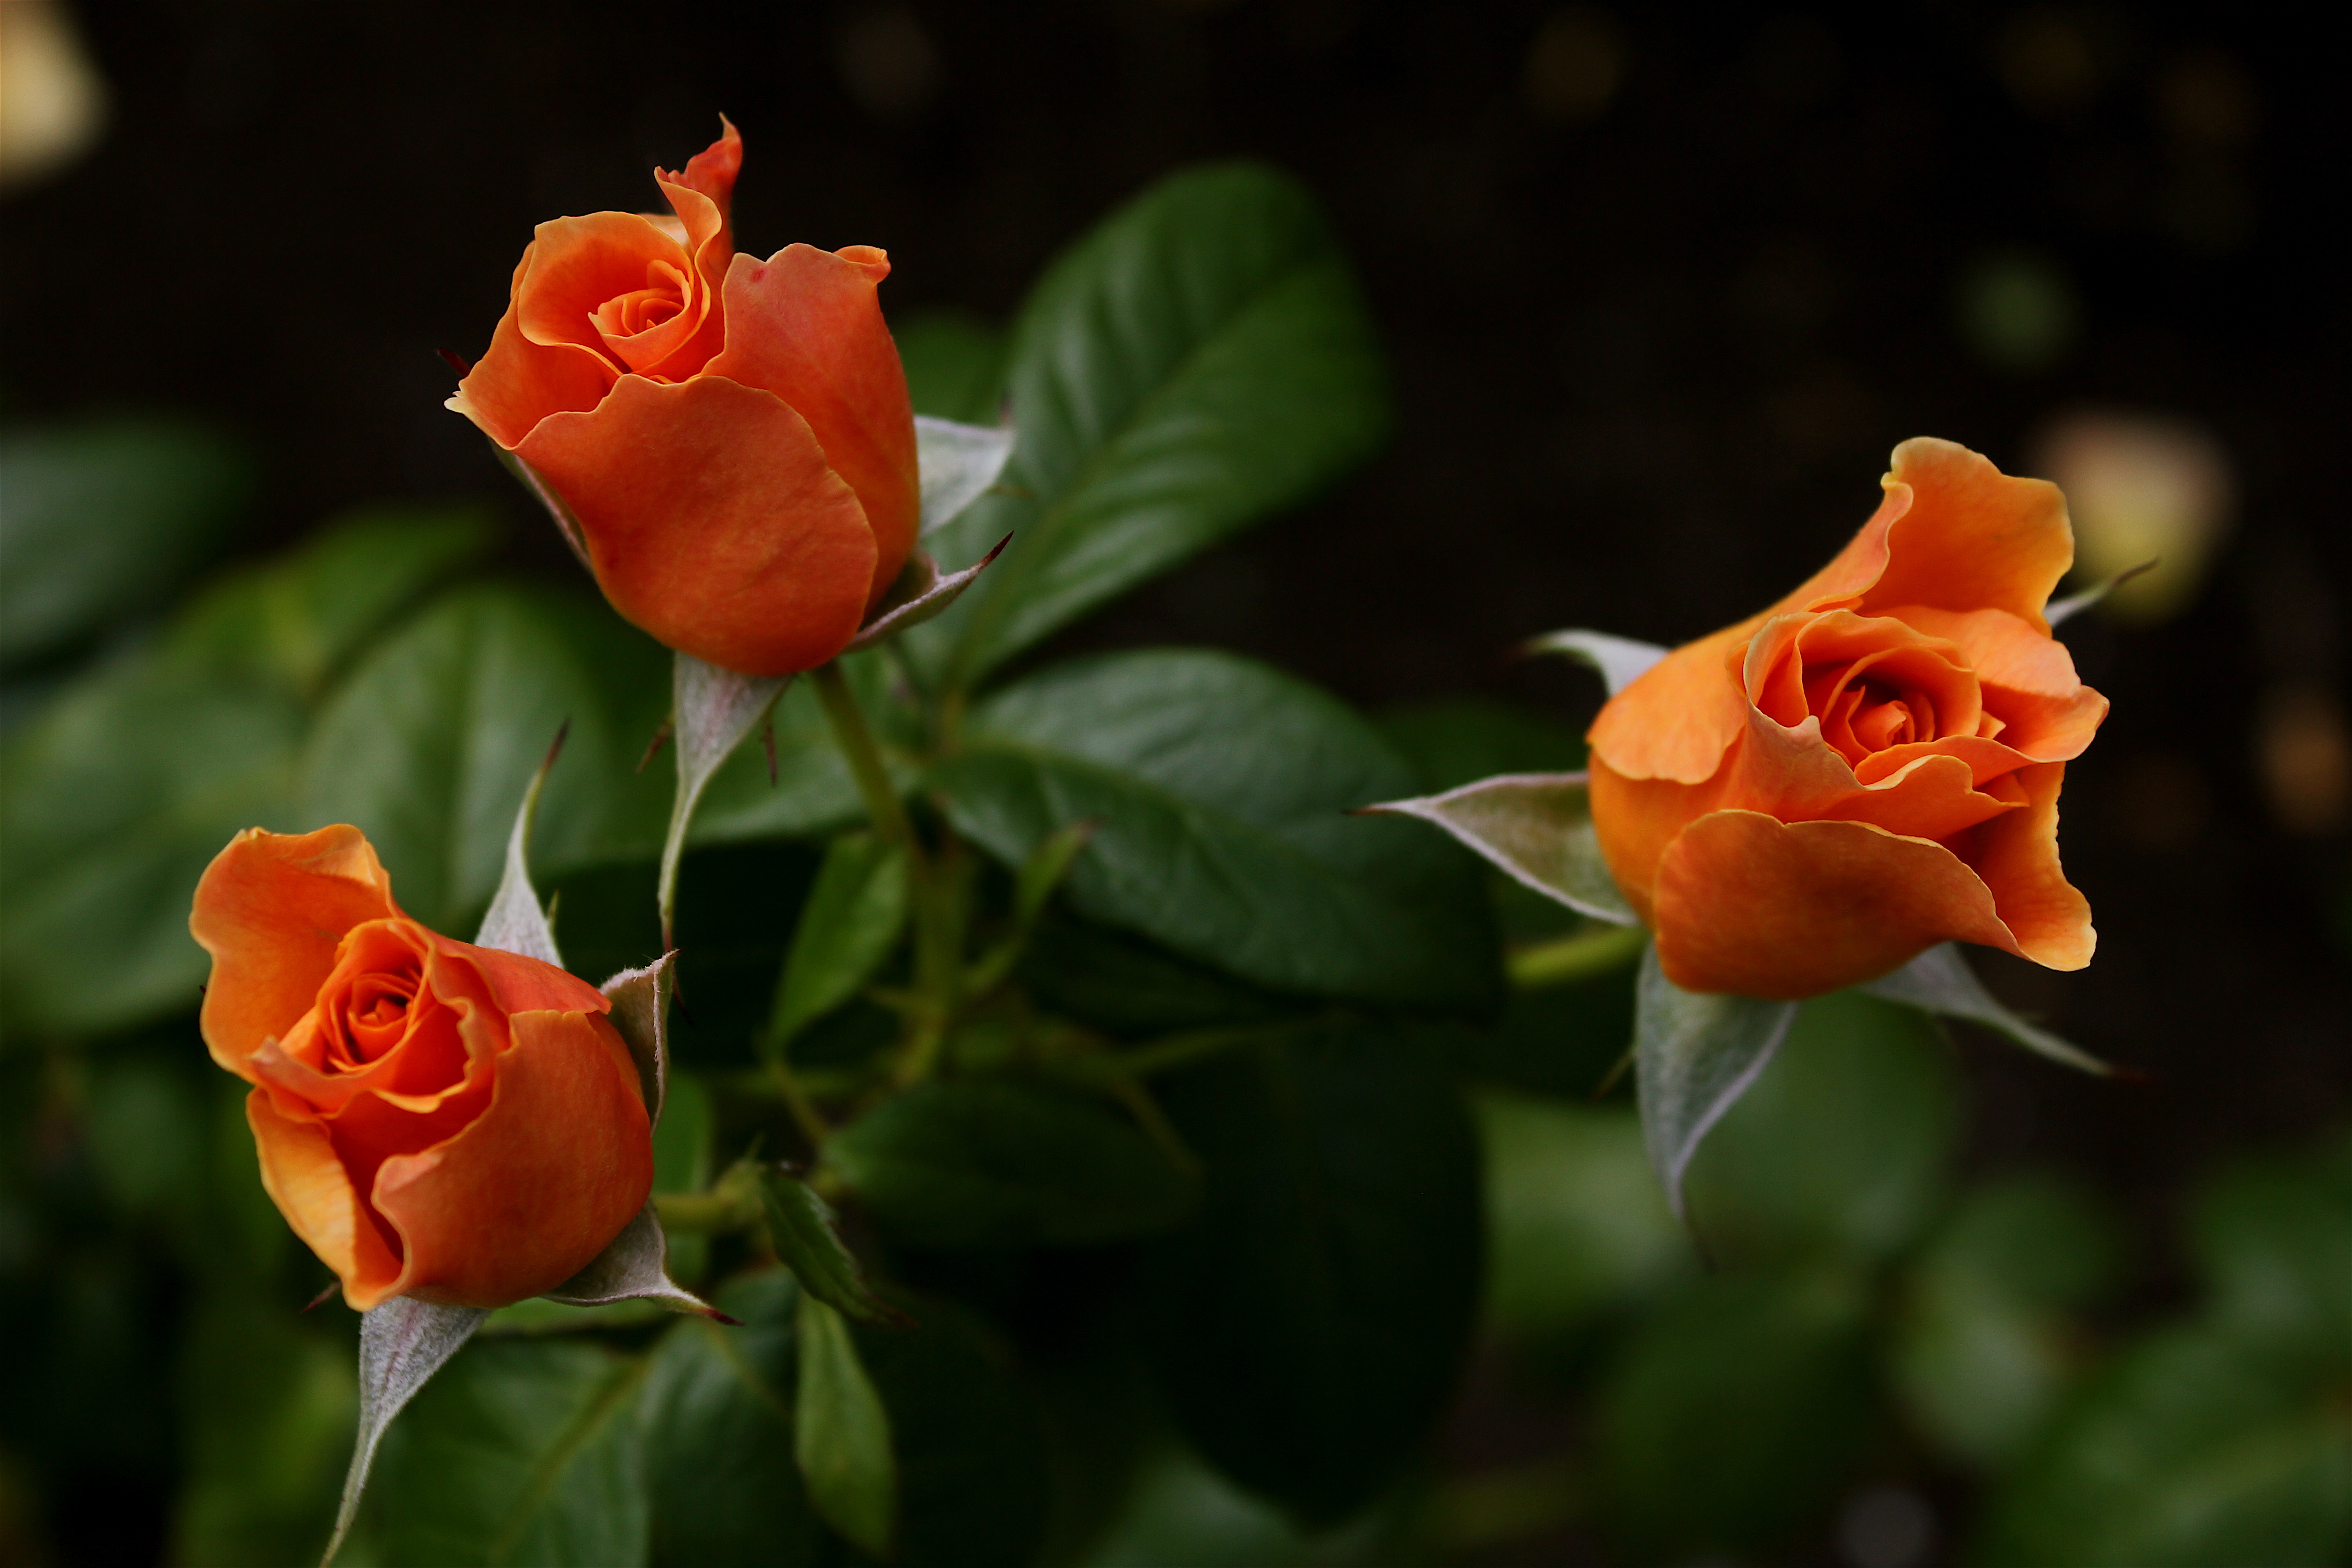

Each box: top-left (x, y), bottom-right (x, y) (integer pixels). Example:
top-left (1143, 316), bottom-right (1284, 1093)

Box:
top-left (515, 212), bottom-right (713, 381)
top-left (1722, 700), bottom-right (2019, 843)
top-left (1862, 438), bottom-right (2076, 633)
top-left (657, 117), bottom-right (742, 244)
top-left (1890, 605), bottom-right (2108, 761)
top-left (448, 248), bottom-right (617, 450)
top-left (246, 1088), bottom-right (405, 1310)
top-left (1588, 755), bottom-right (1726, 923)
top-left (371, 1010), bottom-right (653, 1309)
top-left (1962, 760), bottom-right (2094, 970)
top-left (1588, 618), bottom-right (1764, 785)
top-left (191, 826), bottom-right (400, 1081)
top-left (519, 373), bottom-right (877, 676)
top-left (431, 933), bottom-right (612, 1019)
top-left (707, 245), bottom-right (919, 607)
top-left (1651, 810), bottom-right (2020, 999)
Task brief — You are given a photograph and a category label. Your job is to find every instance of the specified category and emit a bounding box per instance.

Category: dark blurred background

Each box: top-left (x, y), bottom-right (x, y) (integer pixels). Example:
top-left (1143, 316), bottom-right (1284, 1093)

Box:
top-left (3, 0), bottom-right (2346, 1494)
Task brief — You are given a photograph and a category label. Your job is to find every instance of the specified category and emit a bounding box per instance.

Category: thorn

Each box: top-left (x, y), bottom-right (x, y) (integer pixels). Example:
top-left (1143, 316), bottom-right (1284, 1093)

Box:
top-left (541, 718), bottom-right (572, 774)
top-left (2109, 1063), bottom-right (2159, 1086)
top-left (981, 532), bottom-right (1014, 565)
top-left (436, 347), bottom-right (474, 376)
top-left (705, 1308), bottom-right (745, 1327)
top-left (1590, 1044), bottom-right (1636, 1100)
top-left (763, 714), bottom-right (778, 786)
top-left (302, 1281), bottom-right (339, 1313)
top-left (636, 718), bottom-right (674, 774)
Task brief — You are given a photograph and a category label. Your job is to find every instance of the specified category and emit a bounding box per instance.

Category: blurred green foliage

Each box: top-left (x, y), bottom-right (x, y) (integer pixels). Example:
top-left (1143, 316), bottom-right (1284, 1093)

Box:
top-left (3, 157), bottom-right (2347, 1568)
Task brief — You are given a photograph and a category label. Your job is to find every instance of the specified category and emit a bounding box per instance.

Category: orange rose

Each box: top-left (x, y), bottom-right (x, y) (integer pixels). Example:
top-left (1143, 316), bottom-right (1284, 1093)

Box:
top-left (191, 825), bottom-right (653, 1310)
top-left (448, 120), bottom-right (918, 677)
top-left (1588, 438), bottom-right (2107, 999)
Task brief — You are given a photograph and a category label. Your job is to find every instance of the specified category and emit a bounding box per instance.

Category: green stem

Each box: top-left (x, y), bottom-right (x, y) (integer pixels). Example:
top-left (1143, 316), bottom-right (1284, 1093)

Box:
top-left (1507, 923), bottom-right (1647, 990)
top-left (810, 658), bottom-right (963, 1090)
top-left (768, 1058), bottom-right (833, 1150)
top-left (1068, 1020), bottom-right (1310, 1083)
top-left (810, 662), bottom-right (917, 856)
top-left (654, 1190), bottom-right (760, 1235)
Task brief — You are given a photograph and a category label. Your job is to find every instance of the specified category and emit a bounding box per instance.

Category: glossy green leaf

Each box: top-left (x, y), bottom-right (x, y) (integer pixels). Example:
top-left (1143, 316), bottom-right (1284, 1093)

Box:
top-left (826, 1080), bottom-right (1197, 1248)
top-left (760, 1167), bottom-right (907, 1328)
top-left (1138, 1024), bottom-right (1483, 1522)
top-left (1890, 1175), bottom-right (2122, 1467)
top-left (1476, 1092), bottom-right (1691, 1344)
top-left (358, 1334), bottom-right (646, 1568)
top-left (895, 307), bottom-right (1008, 424)
top-left (1017, 911), bottom-right (1304, 1036)
top-left (299, 582), bottom-right (670, 933)
top-left (0, 417), bottom-right (250, 668)
top-left (1682, 989), bottom-right (1961, 1262)
top-left (846, 1291), bottom-right (1051, 1568)
top-left (1598, 1267), bottom-right (1878, 1555)
top-left (935, 650), bottom-right (1499, 1014)
top-left (765, 832), bottom-right (908, 1054)
top-left (794, 1292), bottom-right (897, 1557)
top-left (1632, 941), bottom-right (1798, 1221)
top-left (1979, 1324), bottom-right (2352, 1568)
top-left (0, 657), bottom-right (301, 1038)
top-left (914, 162), bottom-right (1390, 687)
top-left (1379, 697), bottom-right (1586, 793)
top-left (639, 1270), bottom-right (826, 1568)
top-left (168, 505), bottom-right (494, 701)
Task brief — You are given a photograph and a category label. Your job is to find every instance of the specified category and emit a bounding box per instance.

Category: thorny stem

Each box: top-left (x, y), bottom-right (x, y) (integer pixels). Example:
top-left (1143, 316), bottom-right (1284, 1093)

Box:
top-left (767, 1056), bottom-right (833, 1150)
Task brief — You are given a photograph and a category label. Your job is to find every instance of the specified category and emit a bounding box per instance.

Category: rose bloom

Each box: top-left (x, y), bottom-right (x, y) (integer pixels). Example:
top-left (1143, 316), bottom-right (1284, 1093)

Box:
top-left (1588, 438), bottom-right (2107, 999)
top-left (191, 825), bottom-right (652, 1310)
top-left (448, 121), bottom-right (917, 677)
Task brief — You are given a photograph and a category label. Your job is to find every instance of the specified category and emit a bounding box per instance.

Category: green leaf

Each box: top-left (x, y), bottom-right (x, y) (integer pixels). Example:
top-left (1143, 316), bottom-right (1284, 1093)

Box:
top-left (688, 652), bottom-right (913, 849)
top-left (1137, 1024), bottom-right (1483, 1522)
top-left (913, 161), bottom-right (1391, 688)
top-left (765, 832), bottom-right (909, 1054)
top-left (1017, 911), bottom-right (1304, 1036)
top-left (845, 1291), bottom-right (1050, 1568)
top-left (1681, 989), bottom-right (1961, 1263)
top-left (1862, 941), bottom-right (2112, 1076)
top-left (327, 1298), bottom-right (490, 1565)
top-left (1631, 941), bottom-right (1797, 1222)
top-left (170, 1278), bottom-right (355, 1568)
top-left (361, 1334), bottom-right (650, 1568)
top-left (0, 417), bottom-right (250, 668)
top-left (894, 307), bottom-right (1008, 424)
top-left (2187, 1141), bottom-right (2352, 1371)
top-left (169, 505), bottom-right (495, 701)
top-left (1520, 629), bottom-right (1668, 696)
top-left (795, 1292), bottom-right (898, 1557)
top-left (299, 582), bottom-right (671, 934)
top-left (1979, 1324), bottom-right (2352, 1568)
top-left (0, 657), bottom-right (301, 1038)
top-left (1476, 1091), bottom-right (1692, 1345)
top-left (825, 1080), bottom-right (1197, 1248)
top-left (1597, 1267), bottom-right (1877, 1555)
top-left (1891, 1176), bottom-right (2122, 1467)
top-left (639, 1270), bottom-right (827, 1567)
top-left (760, 1166), bottom-right (908, 1328)
top-left (1362, 770), bottom-right (1636, 926)
top-left (1379, 697), bottom-right (1586, 793)
top-left (642, 1268), bottom-right (1049, 1568)
top-left (472, 724), bottom-right (568, 966)
top-left (935, 649), bottom-right (1499, 1014)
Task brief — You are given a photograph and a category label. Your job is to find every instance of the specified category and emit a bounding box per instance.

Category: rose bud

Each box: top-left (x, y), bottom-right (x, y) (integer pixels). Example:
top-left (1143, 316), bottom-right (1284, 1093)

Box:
top-left (1588, 437), bottom-right (2107, 999)
top-left (190, 825), bottom-right (653, 1310)
top-left (447, 119), bottom-right (918, 677)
